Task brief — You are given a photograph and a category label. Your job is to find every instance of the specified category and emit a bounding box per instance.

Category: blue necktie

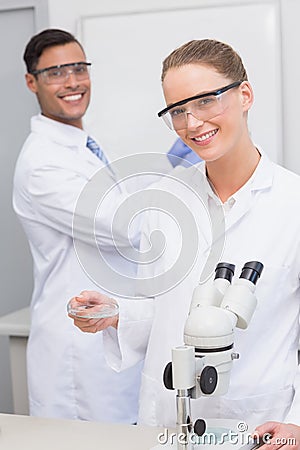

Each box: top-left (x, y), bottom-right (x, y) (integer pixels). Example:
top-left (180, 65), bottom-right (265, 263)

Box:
top-left (86, 136), bottom-right (109, 165)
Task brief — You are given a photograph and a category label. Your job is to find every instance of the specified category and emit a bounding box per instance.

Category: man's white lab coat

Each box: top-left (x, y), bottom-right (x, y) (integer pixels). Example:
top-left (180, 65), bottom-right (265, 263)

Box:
top-left (13, 114), bottom-right (150, 422)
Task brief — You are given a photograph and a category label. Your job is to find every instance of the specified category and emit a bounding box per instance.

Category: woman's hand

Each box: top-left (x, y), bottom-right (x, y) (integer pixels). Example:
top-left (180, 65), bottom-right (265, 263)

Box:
top-left (67, 290), bottom-right (119, 333)
top-left (255, 421), bottom-right (300, 450)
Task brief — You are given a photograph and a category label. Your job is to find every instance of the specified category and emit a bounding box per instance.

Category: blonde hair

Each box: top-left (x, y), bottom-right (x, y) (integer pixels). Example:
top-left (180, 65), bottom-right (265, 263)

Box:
top-left (161, 39), bottom-right (248, 83)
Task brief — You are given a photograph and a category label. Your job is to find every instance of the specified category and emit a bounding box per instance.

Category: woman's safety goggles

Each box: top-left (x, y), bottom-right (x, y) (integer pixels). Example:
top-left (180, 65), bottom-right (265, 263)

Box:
top-left (158, 81), bottom-right (242, 131)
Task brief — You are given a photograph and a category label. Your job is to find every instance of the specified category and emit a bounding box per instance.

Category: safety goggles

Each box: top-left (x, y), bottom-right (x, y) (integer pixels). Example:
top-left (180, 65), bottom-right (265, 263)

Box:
top-left (157, 81), bottom-right (242, 131)
top-left (30, 61), bottom-right (92, 85)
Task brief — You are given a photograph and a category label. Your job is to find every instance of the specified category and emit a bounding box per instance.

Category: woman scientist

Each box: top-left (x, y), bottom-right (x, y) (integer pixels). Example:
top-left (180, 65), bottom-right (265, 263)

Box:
top-left (68, 39), bottom-right (300, 445)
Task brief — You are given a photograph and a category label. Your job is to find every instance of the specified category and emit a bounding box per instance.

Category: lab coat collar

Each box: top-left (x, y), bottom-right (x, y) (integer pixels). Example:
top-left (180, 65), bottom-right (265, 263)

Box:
top-left (31, 114), bottom-right (89, 150)
top-left (189, 149), bottom-right (274, 201)
top-left (31, 114), bottom-right (119, 184)
top-left (223, 150), bottom-right (274, 232)
top-left (230, 149), bottom-right (274, 198)
top-left (187, 149), bottom-right (275, 252)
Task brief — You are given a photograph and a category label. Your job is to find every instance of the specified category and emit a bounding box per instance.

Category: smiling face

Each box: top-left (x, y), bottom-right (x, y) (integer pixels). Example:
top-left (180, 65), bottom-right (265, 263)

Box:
top-left (25, 42), bottom-right (91, 129)
top-left (162, 63), bottom-right (253, 163)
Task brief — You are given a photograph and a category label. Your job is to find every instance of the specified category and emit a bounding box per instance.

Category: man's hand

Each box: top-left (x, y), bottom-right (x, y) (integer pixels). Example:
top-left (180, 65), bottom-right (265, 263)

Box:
top-left (255, 422), bottom-right (300, 450)
top-left (67, 290), bottom-right (119, 333)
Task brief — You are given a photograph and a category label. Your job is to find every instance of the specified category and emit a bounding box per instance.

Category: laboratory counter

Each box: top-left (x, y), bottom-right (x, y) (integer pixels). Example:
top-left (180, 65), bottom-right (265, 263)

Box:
top-left (0, 413), bottom-right (164, 450)
top-left (0, 414), bottom-right (251, 450)
top-left (0, 307), bottom-right (30, 414)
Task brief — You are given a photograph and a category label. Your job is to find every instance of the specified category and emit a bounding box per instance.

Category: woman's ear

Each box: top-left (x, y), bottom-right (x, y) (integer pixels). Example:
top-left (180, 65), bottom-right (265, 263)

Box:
top-left (25, 73), bottom-right (38, 94)
top-left (240, 81), bottom-right (254, 112)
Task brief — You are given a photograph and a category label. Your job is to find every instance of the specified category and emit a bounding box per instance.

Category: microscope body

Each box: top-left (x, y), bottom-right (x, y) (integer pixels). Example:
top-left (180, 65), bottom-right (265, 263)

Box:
top-left (163, 262), bottom-right (263, 449)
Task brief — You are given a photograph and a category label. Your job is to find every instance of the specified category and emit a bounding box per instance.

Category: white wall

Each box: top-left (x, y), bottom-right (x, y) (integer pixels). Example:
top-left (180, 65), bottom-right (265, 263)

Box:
top-left (80, 4), bottom-right (282, 164)
top-left (48, 0), bottom-right (228, 32)
top-left (0, 0), bottom-right (48, 414)
top-left (280, 0), bottom-right (300, 173)
top-left (46, 0), bottom-right (300, 174)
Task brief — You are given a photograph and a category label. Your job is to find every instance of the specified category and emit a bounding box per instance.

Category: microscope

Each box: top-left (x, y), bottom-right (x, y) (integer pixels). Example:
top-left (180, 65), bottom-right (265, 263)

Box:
top-left (163, 261), bottom-right (264, 449)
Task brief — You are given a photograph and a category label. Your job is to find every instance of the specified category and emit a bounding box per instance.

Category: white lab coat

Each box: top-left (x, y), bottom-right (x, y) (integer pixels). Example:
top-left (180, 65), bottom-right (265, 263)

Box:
top-left (104, 152), bottom-right (300, 427)
top-left (13, 114), bottom-right (171, 422)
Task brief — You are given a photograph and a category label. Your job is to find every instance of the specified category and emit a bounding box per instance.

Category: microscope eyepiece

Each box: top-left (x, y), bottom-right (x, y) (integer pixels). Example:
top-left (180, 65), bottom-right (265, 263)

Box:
top-left (214, 262), bottom-right (235, 283)
top-left (239, 261), bottom-right (264, 285)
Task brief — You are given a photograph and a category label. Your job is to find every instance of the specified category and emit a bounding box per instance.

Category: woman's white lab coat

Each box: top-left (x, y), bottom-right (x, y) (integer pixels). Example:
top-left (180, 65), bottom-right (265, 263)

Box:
top-left (104, 152), bottom-right (300, 427)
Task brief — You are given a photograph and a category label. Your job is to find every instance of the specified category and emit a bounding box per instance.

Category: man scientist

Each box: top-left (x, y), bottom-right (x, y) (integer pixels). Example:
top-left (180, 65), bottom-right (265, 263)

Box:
top-left (13, 28), bottom-right (195, 423)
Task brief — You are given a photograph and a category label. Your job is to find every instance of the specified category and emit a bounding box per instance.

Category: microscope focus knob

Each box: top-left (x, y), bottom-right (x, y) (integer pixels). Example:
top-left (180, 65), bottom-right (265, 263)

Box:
top-left (163, 362), bottom-right (174, 390)
top-left (194, 418), bottom-right (206, 437)
top-left (199, 366), bottom-right (218, 395)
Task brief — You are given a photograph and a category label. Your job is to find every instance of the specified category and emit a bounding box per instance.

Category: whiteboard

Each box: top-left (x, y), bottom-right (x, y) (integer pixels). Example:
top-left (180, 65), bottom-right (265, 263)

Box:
top-left (80, 2), bottom-right (282, 163)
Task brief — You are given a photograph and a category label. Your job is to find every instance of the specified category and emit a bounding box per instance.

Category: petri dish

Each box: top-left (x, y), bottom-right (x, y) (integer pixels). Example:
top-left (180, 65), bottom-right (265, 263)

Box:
top-left (67, 297), bottom-right (119, 319)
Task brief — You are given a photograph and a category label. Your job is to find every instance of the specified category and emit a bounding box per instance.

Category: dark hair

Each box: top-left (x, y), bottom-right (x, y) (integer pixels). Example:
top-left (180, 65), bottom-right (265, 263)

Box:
top-left (23, 28), bottom-right (85, 73)
top-left (161, 39), bottom-right (248, 83)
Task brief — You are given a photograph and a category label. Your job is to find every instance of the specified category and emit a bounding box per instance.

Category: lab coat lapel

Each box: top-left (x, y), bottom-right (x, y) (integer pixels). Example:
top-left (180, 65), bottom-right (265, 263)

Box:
top-left (83, 146), bottom-right (118, 183)
top-left (185, 164), bottom-right (226, 282)
top-left (224, 188), bottom-right (253, 232)
top-left (189, 153), bottom-right (274, 274)
top-left (224, 152), bottom-right (274, 233)
top-left (188, 163), bottom-right (217, 247)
